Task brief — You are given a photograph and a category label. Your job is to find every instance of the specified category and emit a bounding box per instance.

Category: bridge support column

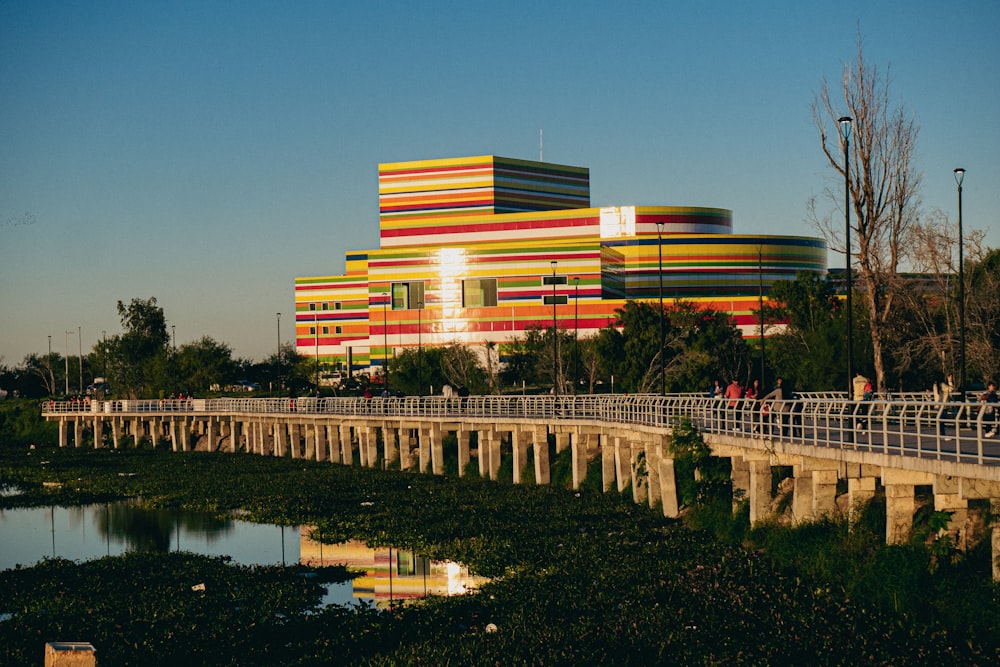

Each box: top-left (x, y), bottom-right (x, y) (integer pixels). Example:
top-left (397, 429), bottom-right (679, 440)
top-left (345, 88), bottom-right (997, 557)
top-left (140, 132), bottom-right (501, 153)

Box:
top-left (132, 418), bottom-right (142, 447)
top-left (93, 417), bottom-right (103, 448)
top-left (58, 419), bottom-right (68, 448)
top-left (555, 431), bottom-right (571, 454)
top-left (847, 477), bottom-right (876, 522)
top-left (731, 457), bottom-right (750, 511)
top-left (169, 419), bottom-right (180, 452)
top-left (382, 424), bottom-right (398, 469)
top-left (274, 422), bottom-right (287, 457)
top-left (303, 423), bottom-right (315, 459)
top-left (289, 423), bottom-right (302, 459)
top-left (457, 429), bottom-right (470, 476)
top-left (533, 427), bottom-right (550, 485)
top-left (644, 441), bottom-right (662, 509)
top-left (111, 418), bottom-right (121, 449)
top-left (206, 418), bottom-right (216, 453)
top-left (417, 425), bottom-right (430, 473)
top-left (314, 423), bottom-right (326, 461)
top-left (614, 437), bottom-right (631, 494)
top-left (326, 423), bottom-right (340, 463)
top-left (934, 477), bottom-right (970, 551)
top-left (367, 426), bottom-right (379, 468)
top-left (340, 425), bottom-right (353, 465)
top-left (600, 435), bottom-right (614, 492)
top-left (571, 432), bottom-right (588, 490)
top-left (660, 457), bottom-right (679, 518)
top-left (748, 459), bottom-right (772, 525)
top-left (512, 429), bottom-right (531, 484)
top-left (430, 424), bottom-right (444, 475)
top-left (399, 425), bottom-right (415, 471)
top-left (631, 443), bottom-right (648, 505)
top-left (231, 420), bottom-right (242, 453)
top-left (74, 419), bottom-right (84, 448)
top-left (885, 484), bottom-right (915, 544)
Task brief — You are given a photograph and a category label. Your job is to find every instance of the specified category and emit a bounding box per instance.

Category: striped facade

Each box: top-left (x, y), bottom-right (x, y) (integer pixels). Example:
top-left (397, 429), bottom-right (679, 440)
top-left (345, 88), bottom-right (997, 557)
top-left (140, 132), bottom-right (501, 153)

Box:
top-left (295, 155), bottom-right (827, 378)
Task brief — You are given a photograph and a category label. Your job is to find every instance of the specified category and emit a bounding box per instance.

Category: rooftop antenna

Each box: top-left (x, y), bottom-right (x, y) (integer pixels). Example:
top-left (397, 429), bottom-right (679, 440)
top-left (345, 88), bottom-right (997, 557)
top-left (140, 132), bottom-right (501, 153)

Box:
top-left (539, 128), bottom-right (543, 161)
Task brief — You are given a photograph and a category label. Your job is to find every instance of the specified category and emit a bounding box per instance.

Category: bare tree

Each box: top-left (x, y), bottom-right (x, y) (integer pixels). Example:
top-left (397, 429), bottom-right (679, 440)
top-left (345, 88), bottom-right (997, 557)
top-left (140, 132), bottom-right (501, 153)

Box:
top-left (811, 34), bottom-right (921, 391)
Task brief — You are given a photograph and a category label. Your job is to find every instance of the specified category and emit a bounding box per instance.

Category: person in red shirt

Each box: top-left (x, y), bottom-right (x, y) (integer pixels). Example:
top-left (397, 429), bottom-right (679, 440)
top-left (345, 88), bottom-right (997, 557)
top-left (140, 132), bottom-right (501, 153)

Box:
top-left (725, 378), bottom-right (743, 431)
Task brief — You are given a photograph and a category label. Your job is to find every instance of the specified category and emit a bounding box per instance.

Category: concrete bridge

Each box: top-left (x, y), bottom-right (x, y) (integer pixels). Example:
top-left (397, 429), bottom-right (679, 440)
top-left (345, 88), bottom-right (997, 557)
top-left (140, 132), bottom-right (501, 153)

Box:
top-left (41, 393), bottom-right (1000, 578)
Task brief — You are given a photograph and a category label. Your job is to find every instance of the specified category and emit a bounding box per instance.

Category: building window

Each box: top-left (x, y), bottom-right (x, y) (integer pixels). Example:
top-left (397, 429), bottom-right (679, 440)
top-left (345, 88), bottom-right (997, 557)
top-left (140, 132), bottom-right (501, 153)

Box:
top-left (322, 326), bottom-right (329, 335)
top-left (462, 278), bottom-right (497, 308)
top-left (335, 326), bottom-right (343, 334)
top-left (391, 281), bottom-right (425, 310)
top-left (322, 303), bottom-right (329, 311)
top-left (309, 303), bottom-right (316, 311)
top-left (309, 326), bottom-right (316, 335)
top-left (335, 302), bottom-right (342, 310)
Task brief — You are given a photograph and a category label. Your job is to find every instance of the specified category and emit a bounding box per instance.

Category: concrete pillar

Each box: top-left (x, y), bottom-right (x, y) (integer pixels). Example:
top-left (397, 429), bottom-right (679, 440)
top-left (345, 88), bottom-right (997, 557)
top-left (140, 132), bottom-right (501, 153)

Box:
top-left (314, 423), bottom-right (327, 462)
top-left (645, 442), bottom-right (662, 510)
top-left (367, 427), bottom-right (379, 469)
top-left (812, 469), bottom-right (838, 518)
top-left (992, 499), bottom-right (1000, 582)
top-left (533, 427), bottom-right (550, 486)
top-left (58, 419), bottom-right (68, 448)
top-left (400, 426), bottom-right (414, 471)
top-left (430, 424), bottom-right (444, 475)
top-left (206, 418), bottom-right (216, 453)
top-left (555, 431), bottom-right (571, 454)
top-left (614, 437), bottom-right (631, 493)
top-left (489, 430), bottom-right (501, 481)
top-left (274, 422), bottom-right (287, 458)
top-left (132, 418), bottom-right (141, 447)
top-left (179, 418), bottom-right (190, 452)
top-left (93, 417), bottom-right (103, 448)
top-left (934, 492), bottom-right (970, 551)
top-left (289, 423), bottom-right (302, 459)
top-left (571, 432), bottom-right (588, 490)
top-left (111, 418), bottom-right (121, 449)
top-left (231, 420), bottom-right (241, 454)
top-left (457, 430), bottom-right (470, 476)
top-left (792, 473), bottom-right (813, 523)
top-left (885, 484), bottom-right (915, 544)
top-left (512, 430), bottom-right (531, 484)
top-left (631, 443), bottom-right (648, 505)
top-left (748, 459), bottom-right (771, 525)
top-left (74, 419), bottom-right (83, 448)
top-left (383, 425), bottom-right (399, 469)
top-left (418, 426), bottom-right (431, 474)
top-left (659, 457), bottom-right (679, 518)
top-left (847, 477), bottom-right (876, 522)
top-left (326, 423), bottom-right (340, 463)
top-left (731, 457), bottom-right (750, 511)
top-left (341, 425), bottom-right (353, 465)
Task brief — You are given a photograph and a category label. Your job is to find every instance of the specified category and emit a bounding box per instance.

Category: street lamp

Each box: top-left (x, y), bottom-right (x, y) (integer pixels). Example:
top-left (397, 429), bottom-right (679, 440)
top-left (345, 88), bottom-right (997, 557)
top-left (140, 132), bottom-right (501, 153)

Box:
top-left (758, 247), bottom-right (765, 385)
top-left (314, 310), bottom-right (320, 390)
top-left (839, 116), bottom-right (853, 393)
top-left (171, 325), bottom-right (176, 353)
top-left (954, 167), bottom-right (966, 395)
top-left (551, 260), bottom-right (558, 395)
top-left (656, 221), bottom-right (665, 396)
top-left (78, 325), bottom-right (82, 394)
top-left (64, 330), bottom-right (73, 396)
top-left (382, 290), bottom-right (390, 394)
top-left (573, 276), bottom-right (580, 393)
top-left (417, 300), bottom-right (423, 396)
top-left (276, 312), bottom-right (281, 391)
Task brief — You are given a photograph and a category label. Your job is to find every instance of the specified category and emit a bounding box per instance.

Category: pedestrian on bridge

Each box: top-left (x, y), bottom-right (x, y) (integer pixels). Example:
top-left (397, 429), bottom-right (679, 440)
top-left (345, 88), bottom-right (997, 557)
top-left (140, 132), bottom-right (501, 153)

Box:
top-left (725, 378), bottom-right (743, 432)
top-left (761, 378), bottom-right (788, 437)
top-left (981, 382), bottom-right (998, 438)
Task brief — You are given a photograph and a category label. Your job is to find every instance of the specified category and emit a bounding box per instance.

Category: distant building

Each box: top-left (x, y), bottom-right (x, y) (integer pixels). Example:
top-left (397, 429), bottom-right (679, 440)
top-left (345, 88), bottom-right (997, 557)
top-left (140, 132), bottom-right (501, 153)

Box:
top-left (294, 155), bottom-right (826, 379)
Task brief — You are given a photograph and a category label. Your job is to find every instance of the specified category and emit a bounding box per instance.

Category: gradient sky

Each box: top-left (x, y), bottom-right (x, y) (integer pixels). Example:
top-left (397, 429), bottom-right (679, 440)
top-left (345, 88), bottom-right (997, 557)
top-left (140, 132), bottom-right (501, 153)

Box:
top-left (2, 1), bottom-right (998, 366)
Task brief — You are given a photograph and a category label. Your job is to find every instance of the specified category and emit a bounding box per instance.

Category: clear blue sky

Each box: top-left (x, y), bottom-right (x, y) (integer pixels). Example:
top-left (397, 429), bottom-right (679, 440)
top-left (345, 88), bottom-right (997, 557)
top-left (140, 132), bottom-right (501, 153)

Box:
top-left (2, 1), bottom-right (998, 365)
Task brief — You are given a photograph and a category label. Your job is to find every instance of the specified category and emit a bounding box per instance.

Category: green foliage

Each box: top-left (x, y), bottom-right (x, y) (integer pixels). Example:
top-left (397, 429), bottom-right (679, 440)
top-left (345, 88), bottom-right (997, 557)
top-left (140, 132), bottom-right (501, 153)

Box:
top-left (388, 347), bottom-right (447, 396)
top-left (105, 297), bottom-right (170, 398)
top-left (0, 400), bottom-right (57, 446)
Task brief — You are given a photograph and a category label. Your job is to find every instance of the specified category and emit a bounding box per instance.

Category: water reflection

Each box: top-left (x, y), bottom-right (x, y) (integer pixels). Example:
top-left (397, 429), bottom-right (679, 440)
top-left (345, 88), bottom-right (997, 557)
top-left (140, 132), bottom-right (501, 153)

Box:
top-left (300, 530), bottom-right (489, 608)
top-left (0, 501), bottom-right (298, 569)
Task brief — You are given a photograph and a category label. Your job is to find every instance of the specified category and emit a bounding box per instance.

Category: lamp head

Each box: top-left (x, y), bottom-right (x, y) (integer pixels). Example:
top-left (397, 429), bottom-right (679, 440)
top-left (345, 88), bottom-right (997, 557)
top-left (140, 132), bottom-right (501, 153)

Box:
top-left (954, 167), bottom-right (965, 187)
top-left (838, 116), bottom-right (852, 142)
top-left (656, 221), bottom-right (664, 234)
top-left (551, 260), bottom-right (557, 270)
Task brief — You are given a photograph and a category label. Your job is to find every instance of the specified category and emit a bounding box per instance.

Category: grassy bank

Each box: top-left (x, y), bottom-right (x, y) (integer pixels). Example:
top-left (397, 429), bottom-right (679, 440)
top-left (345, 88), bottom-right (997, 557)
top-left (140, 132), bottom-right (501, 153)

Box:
top-left (1, 443), bottom-right (998, 665)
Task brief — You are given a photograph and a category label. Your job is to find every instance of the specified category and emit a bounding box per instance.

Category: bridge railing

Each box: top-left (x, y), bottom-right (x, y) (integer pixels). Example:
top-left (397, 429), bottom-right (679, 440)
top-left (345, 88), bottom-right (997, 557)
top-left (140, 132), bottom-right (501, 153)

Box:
top-left (41, 394), bottom-right (1000, 465)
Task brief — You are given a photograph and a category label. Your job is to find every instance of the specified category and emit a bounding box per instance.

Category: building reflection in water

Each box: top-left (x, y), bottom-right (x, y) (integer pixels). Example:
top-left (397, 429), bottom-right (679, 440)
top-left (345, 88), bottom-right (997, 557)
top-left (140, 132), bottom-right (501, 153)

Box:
top-left (299, 528), bottom-right (489, 607)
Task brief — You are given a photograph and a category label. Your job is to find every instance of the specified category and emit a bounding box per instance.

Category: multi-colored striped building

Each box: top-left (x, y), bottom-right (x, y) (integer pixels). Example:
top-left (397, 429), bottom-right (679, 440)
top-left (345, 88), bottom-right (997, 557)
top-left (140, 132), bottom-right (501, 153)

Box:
top-left (294, 155), bottom-right (827, 379)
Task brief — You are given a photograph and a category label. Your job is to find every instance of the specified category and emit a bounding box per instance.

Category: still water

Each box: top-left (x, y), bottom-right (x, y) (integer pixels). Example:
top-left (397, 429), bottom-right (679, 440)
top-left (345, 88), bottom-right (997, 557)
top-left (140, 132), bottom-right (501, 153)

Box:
top-left (0, 498), bottom-right (486, 607)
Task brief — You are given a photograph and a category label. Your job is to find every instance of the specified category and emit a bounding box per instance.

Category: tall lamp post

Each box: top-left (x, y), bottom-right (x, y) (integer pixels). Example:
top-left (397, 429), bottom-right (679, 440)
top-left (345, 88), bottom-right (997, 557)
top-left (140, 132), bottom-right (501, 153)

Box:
top-left (64, 330), bottom-right (73, 396)
top-left (382, 291), bottom-right (390, 394)
top-left (314, 310), bottom-right (320, 390)
top-left (954, 167), bottom-right (966, 395)
top-left (839, 116), bottom-right (853, 393)
top-left (758, 247), bottom-right (765, 384)
top-left (276, 312), bottom-right (281, 391)
top-left (656, 221), bottom-right (665, 396)
top-left (551, 261), bottom-right (559, 395)
top-left (417, 300), bottom-right (423, 396)
top-left (573, 277), bottom-right (579, 393)
top-left (77, 325), bottom-right (82, 394)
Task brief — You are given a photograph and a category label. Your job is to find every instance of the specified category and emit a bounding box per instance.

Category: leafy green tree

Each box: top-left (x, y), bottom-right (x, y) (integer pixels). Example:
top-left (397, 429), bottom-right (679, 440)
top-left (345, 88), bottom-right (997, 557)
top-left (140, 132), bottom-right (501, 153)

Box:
top-left (388, 347), bottom-right (446, 396)
top-left (105, 298), bottom-right (170, 398)
top-left (172, 337), bottom-right (238, 395)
